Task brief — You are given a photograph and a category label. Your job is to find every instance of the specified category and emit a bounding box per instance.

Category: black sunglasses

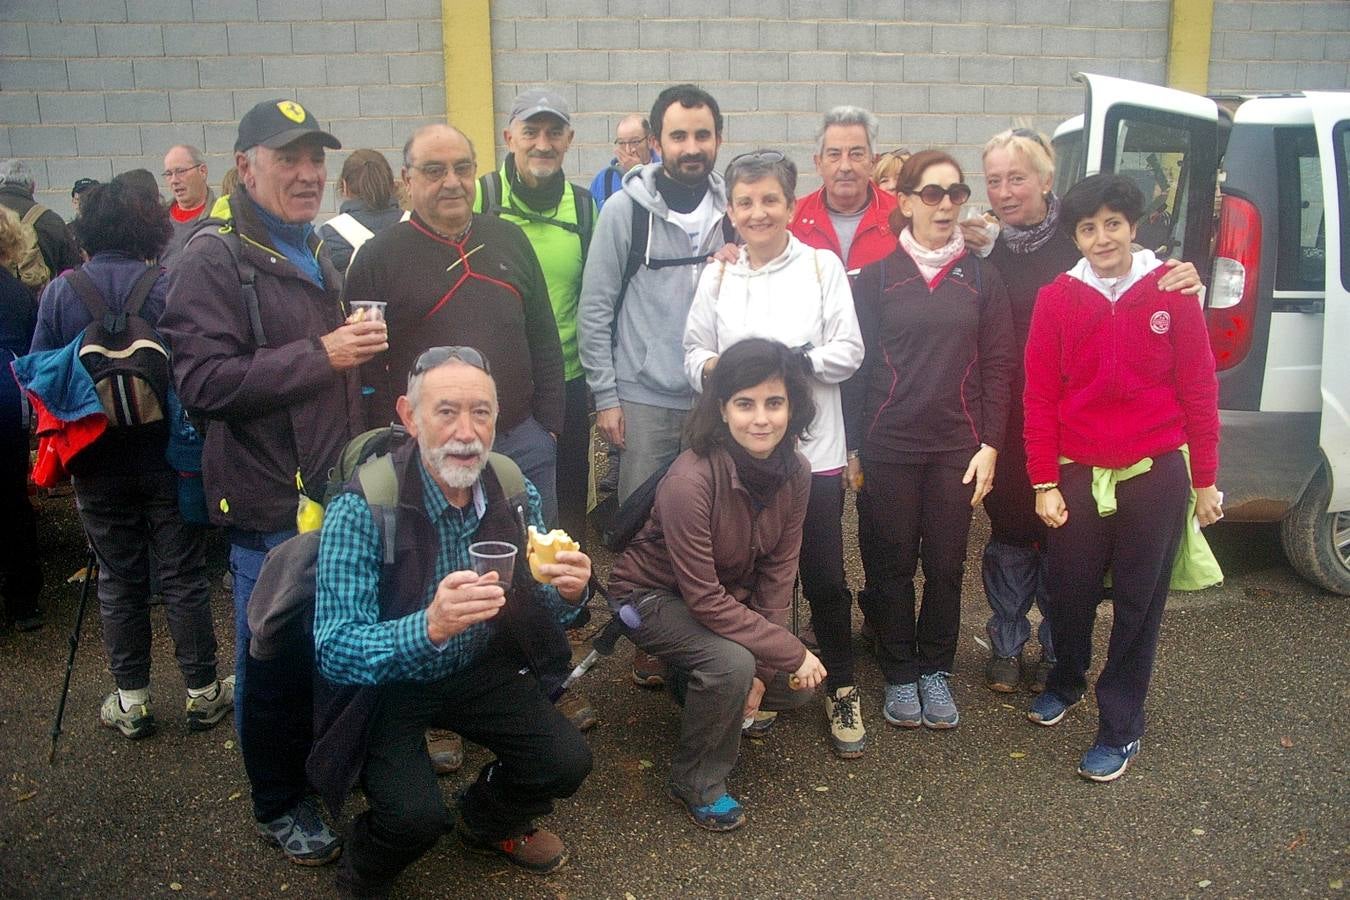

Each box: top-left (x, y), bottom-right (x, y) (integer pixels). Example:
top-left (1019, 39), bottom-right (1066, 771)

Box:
top-left (907, 183), bottom-right (972, 206)
top-left (411, 345), bottom-right (491, 377)
top-left (1011, 128), bottom-right (1051, 151)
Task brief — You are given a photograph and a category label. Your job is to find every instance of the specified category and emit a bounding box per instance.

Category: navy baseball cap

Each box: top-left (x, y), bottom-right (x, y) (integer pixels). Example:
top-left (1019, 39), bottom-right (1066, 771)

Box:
top-left (235, 99), bottom-right (341, 153)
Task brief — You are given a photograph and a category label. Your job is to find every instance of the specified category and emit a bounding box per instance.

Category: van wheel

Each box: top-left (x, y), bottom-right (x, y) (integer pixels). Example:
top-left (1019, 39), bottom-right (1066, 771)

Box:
top-left (1279, 465), bottom-right (1350, 596)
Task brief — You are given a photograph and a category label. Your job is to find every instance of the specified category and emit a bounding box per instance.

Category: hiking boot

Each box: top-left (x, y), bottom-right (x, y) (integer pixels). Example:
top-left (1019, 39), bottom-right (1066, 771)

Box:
top-left (882, 682), bottom-right (922, 728)
top-left (426, 729), bottom-right (464, 775)
top-left (1027, 690), bottom-right (1079, 727)
top-left (185, 676), bottom-right (235, 732)
top-left (1029, 657), bottom-right (1055, 694)
top-left (257, 797), bottom-right (343, 866)
top-left (917, 672), bottom-right (959, 729)
top-left (631, 649), bottom-right (667, 688)
top-left (1078, 739), bottom-right (1142, 783)
top-left (558, 691), bottom-right (599, 732)
top-left (985, 655), bottom-right (1022, 693)
top-left (100, 691), bottom-right (156, 739)
top-left (458, 822), bottom-right (568, 874)
top-left (741, 710), bottom-right (778, 738)
top-left (826, 686), bottom-right (866, 758)
top-left (669, 788), bottom-right (745, 832)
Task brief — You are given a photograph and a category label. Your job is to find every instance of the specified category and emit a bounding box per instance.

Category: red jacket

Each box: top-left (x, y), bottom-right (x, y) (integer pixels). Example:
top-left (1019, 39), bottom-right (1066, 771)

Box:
top-left (789, 186), bottom-right (897, 270)
top-left (1023, 267), bottom-right (1220, 487)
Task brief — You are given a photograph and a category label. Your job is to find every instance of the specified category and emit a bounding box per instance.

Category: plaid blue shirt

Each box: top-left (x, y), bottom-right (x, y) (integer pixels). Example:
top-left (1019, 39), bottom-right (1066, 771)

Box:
top-left (313, 457), bottom-right (580, 685)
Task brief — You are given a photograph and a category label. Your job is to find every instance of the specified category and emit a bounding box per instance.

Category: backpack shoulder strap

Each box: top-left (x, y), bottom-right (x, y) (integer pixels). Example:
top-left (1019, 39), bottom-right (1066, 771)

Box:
top-left (572, 184), bottom-right (595, 262)
top-left (20, 204), bottom-right (46, 228)
top-left (479, 171), bottom-right (503, 216)
top-left (324, 213), bottom-right (375, 249)
top-left (486, 451), bottom-right (527, 504)
top-left (720, 213), bottom-right (737, 245)
top-left (65, 269), bottom-right (107, 323)
top-left (123, 265), bottom-right (161, 318)
top-left (355, 453), bottom-right (400, 567)
top-left (189, 224), bottom-right (267, 347)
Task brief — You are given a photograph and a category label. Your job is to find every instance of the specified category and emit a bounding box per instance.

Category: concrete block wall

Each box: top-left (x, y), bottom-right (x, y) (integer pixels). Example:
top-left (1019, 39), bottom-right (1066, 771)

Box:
top-left (490, 0), bottom-right (1178, 195)
top-left (0, 1), bottom-right (445, 219)
top-left (1208, 1), bottom-right (1350, 92)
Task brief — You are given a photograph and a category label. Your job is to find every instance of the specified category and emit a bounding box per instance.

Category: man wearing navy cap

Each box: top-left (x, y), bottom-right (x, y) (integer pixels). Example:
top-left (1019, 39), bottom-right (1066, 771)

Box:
top-left (159, 99), bottom-right (386, 866)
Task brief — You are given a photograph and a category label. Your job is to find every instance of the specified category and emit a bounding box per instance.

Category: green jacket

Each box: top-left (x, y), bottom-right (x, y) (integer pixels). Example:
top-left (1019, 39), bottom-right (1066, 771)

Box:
top-left (475, 164), bottom-right (595, 381)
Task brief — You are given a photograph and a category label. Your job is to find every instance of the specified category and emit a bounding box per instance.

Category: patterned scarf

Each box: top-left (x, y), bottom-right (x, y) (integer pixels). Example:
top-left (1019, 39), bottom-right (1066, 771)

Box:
top-left (899, 225), bottom-right (965, 283)
top-left (1000, 191), bottom-right (1061, 255)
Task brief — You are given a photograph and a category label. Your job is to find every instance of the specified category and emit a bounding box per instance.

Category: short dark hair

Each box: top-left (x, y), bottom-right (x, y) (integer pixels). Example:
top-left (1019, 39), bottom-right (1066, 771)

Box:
top-left (684, 338), bottom-right (816, 457)
top-left (73, 179), bottom-right (173, 260)
top-left (649, 84), bottom-right (723, 141)
top-left (113, 168), bottom-right (163, 203)
top-left (1059, 173), bottom-right (1144, 235)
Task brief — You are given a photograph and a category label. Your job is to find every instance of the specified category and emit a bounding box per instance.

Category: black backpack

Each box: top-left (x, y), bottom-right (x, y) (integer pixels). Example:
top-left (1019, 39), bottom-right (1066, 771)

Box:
top-left (612, 208), bottom-right (738, 341)
top-left (68, 266), bottom-right (170, 427)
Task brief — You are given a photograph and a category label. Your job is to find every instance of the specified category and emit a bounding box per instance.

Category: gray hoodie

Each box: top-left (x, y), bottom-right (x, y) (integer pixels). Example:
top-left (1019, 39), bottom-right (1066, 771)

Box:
top-left (578, 162), bottom-right (728, 412)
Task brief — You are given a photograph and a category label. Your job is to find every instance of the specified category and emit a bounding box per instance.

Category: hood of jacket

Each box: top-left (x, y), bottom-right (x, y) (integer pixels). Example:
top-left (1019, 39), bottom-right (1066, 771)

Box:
top-left (621, 161), bottom-right (728, 219)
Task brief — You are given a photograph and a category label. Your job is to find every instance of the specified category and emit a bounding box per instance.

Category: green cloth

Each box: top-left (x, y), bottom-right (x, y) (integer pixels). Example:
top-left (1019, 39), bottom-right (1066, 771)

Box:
top-left (1061, 445), bottom-right (1223, 591)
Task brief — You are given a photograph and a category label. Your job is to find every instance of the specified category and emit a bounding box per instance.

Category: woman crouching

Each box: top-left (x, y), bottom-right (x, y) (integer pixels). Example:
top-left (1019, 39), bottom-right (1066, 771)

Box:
top-left (608, 337), bottom-right (827, 832)
top-left (1023, 173), bottom-right (1222, 782)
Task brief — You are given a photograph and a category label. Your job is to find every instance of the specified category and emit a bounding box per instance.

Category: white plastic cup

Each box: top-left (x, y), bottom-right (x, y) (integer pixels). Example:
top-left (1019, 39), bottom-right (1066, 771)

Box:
top-left (347, 300), bottom-right (387, 323)
top-left (469, 541), bottom-right (517, 583)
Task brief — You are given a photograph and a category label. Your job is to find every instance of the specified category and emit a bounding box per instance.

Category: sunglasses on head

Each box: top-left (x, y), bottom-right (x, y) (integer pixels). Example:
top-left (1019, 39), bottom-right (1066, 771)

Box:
top-left (1011, 128), bottom-right (1051, 151)
top-left (411, 346), bottom-right (491, 377)
top-left (907, 183), bottom-right (972, 206)
top-left (729, 150), bottom-right (786, 166)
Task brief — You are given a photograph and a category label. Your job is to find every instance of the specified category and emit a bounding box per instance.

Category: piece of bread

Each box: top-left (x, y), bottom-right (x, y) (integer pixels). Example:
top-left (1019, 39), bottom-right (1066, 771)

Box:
top-left (527, 525), bottom-right (579, 583)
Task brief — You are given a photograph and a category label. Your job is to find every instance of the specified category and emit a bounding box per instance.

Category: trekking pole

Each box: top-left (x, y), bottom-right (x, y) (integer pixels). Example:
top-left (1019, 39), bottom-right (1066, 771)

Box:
top-left (49, 548), bottom-right (97, 765)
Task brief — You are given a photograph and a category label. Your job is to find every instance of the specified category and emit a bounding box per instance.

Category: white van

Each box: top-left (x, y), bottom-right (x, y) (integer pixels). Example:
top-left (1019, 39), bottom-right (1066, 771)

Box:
top-left (1052, 74), bottom-right (1349, 594)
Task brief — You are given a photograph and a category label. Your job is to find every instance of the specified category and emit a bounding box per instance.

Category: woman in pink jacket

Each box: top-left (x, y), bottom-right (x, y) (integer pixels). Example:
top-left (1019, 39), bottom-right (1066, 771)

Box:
top-left (1022, 173), bottom-right (1222, 782)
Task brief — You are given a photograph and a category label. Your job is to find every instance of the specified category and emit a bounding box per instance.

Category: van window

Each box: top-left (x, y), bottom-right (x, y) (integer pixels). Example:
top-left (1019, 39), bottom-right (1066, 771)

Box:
top-left (1103, 112), bottom-right (1199, 260)
top-left (1274, 127), bottom-right (1324, 292)
top-left (1052, 131), bottom-right (1084, 200)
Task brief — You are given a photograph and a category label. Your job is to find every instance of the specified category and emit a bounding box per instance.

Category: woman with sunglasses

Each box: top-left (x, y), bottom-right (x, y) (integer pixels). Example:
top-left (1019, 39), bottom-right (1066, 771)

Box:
top-left (683, 150), bottom-right (865, 758)
top-left (610, 337), bottom-right (826, 831)
top-left (962, 129), bottom-right (1202, 696)
top-left (843, 149), bottom-right (1015, 731)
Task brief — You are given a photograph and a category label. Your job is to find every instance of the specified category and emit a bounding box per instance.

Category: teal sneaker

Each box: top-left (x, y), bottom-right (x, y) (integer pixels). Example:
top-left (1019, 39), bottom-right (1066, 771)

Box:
top-left (670, 788), bottom-right (745, 832)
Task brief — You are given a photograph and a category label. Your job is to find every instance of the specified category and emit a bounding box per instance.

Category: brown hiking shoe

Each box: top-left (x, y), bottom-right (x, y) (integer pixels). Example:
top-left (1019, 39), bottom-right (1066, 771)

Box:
top-left (558, 691), bottom-right (598, 732)
top-left (1029, 656), bottom-right (1054, 694)
top-left (459, 823), bottom-right (568, 874)
top-left (425, 729), bottom-right (463, 775)
top-left (985, 655), bottom-right (1022, 693)
top-left (631, 649), bottom-right (667, 687)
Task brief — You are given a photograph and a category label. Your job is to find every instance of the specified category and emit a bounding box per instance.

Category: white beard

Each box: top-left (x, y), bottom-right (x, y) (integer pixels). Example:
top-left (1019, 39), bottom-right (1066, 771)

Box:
top-left (422, 439), bottom-right (488, 490)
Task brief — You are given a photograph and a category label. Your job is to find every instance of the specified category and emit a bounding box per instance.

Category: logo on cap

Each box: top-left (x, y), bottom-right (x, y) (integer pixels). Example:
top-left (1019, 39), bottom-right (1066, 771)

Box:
top-left (1150, 310), bottom-right (1171, 334)
top-left (277, 101), bottom-right (307, 124)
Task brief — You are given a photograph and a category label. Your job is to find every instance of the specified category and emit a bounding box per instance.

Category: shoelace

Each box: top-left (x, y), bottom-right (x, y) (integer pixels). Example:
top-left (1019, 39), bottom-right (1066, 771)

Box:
top-left (832, 690), bottom-right (859, 728)
top-left (887, 683), bottom-right (918, 703)
top-left (921, 674), bottom-right (953, 704)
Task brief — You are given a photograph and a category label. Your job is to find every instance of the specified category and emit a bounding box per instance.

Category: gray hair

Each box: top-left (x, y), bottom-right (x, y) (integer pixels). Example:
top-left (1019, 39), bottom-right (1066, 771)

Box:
top-left (816, 106), bottom-right (879, 157)
top-left (724, 151), bottom-right (798, 201)
top-left (405, 357), bottom-right (497, 414)
top-left (169, 144), bottom-right (205, 166)
top-left (0, 159), bottom-right (36, 195)
top-left (402, 124), bottom-right (476, 169)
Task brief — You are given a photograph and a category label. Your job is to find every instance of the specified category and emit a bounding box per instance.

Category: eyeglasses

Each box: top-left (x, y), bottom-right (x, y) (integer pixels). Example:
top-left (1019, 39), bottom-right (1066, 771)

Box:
top-left (614, 138), bottom-right (647, 150)
top-left (162, 165), bottom-right (204, 179)
top-left (408, 161), bottom-right (475, 181)
top-left (411, 346), bottom-right (491, 377)
top-left (729, 150), bottom-right (786, 166)
top-left (879, 147), bottom-right (912, 159)
top-left (907, 183), bottom-right (972, 206)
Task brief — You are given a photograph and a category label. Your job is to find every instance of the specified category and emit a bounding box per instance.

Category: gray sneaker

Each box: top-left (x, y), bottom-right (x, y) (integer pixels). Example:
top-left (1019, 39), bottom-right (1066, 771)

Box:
top-left (185, 676), bottom-right (235, 732)
top-left (882, 682), bottom-right (922, 728)
top-left (257, 797), bottom-right (342, 866)
top-left (918, 672), bottom-right (959, 728)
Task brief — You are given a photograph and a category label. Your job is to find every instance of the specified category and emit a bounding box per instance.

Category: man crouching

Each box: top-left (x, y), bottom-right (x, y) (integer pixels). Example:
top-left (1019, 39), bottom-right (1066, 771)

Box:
top-left (311, 345), bottom-right (593, 896)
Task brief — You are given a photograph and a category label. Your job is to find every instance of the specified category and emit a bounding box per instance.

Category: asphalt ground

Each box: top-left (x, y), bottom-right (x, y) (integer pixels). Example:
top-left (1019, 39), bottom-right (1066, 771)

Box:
top-left (1, 485), bottom-right (1346, 899)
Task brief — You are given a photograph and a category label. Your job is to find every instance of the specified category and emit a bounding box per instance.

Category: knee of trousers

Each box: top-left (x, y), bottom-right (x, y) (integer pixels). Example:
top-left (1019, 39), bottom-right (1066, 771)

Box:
top-left (373, 790), bottom-right (448, 850)
top-left (689, 642), bottom-right (756, 695)
top-left (538, 728), bottom-right (594, 798)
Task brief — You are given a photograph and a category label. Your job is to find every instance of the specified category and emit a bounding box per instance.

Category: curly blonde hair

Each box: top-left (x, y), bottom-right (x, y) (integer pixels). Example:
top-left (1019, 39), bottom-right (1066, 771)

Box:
top-left (0, 205), bottom-right (26, 269)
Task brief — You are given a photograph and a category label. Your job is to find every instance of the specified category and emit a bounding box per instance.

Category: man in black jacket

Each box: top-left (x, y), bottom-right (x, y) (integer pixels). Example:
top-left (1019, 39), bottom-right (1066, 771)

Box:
top-left (0, 159), bottom-right (81, 279)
